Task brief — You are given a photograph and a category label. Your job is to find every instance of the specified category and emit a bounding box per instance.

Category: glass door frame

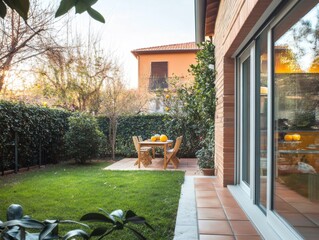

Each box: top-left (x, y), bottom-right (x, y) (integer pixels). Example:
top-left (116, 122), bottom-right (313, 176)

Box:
top-left (237, 44), bottom-right (256, 198)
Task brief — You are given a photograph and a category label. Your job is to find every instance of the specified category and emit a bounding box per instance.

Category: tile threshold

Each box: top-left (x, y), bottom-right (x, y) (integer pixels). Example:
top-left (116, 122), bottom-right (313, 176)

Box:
top-left (174, 176), bottom-right (263, 240)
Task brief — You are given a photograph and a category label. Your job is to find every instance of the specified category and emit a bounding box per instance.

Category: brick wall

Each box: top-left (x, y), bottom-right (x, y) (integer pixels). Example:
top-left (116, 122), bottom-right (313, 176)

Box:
top-left (213, 0), bottom-right (272, 186)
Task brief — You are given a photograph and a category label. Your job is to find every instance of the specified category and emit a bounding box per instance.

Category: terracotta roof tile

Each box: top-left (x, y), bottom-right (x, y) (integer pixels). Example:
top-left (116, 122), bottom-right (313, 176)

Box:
top-left (131, 42), bottom-right (199, 57)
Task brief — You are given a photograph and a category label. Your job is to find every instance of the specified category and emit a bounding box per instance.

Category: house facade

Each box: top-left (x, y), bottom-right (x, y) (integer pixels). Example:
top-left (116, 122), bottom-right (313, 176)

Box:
top-left (195, 0), bottom-right (319, 239)
top-left (131, 42), bottom-right (199, 112)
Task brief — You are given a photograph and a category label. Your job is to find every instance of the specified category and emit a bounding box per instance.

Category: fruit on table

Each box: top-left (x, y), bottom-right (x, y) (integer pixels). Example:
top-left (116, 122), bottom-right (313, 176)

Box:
top-left (160, 134), bottom-right (168, 142)
top-left (154, 134), bottom-right (160, 140)
top-left (151, 136), bottom-right (157, 142)
top-left (292, 134), bottom-right (301, 141)
top-left (284, 134), bottom-right (293, 141)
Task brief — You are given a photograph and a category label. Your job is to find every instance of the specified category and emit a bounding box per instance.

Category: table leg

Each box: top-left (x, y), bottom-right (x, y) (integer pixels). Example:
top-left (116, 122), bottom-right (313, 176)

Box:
top-left (164, 144), bottom-right (167, 169)
top-left (137, 144), bottom-right (141, 168)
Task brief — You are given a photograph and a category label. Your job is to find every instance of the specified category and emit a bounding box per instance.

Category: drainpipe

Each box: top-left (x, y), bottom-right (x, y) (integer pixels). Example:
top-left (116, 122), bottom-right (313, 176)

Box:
top-left (194, 0), bottom-right (206, 43)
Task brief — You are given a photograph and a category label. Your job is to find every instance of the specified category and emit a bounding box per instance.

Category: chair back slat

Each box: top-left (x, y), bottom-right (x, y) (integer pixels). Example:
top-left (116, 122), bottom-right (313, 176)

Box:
top-left (173, 136), bottom-right (183, 153)
top-left (132, 136), bottom-right (139, 151)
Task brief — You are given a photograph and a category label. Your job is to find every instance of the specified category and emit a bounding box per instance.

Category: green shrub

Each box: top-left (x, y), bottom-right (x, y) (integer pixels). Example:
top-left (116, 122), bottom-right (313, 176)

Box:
top-left (0, 101), bottom-right (70, 171)
top-left (65, 114), bottom-right (103, 163)
top-left (97, 114), bottom-right (174, 157)
top-left (96, 114), bottom-right (199, 158)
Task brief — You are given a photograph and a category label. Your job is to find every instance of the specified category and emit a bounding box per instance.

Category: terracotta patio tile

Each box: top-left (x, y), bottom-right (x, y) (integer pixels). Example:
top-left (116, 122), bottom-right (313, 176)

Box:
top-left (195, 178), bottom-right (215, 183)
top-left (198, 220), bottom-right (233, 235)
top-left (229, 221), bottom-right (259, 235)
top-left (224, 208), bottom-right (248, 220)
top-left (218, 198), bottom-right (240, 208)
top-left (196, 184), bottom-right (215, 191)
top-left (196, 190), bottom-right (218, 198)
top-left (216, 190), bottom-right (233, 198)
top-left (235, 235), bottom-right (262, 240)
top-left (197, 208), bottom-right (227, 220)
top-left (197, 198), bottom-right (222, 208)
top-left (200, 235), bottom-right (235, 240)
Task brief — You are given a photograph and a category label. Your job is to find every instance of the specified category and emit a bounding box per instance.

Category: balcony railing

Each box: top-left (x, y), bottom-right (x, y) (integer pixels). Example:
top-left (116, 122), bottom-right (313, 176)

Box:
top-left (148, 77), bottom-right (168, 91)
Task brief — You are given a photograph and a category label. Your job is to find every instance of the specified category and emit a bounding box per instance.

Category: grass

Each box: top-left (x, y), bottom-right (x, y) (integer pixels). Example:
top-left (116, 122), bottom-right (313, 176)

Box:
top-left (0, 161), bottom-right (185, 240)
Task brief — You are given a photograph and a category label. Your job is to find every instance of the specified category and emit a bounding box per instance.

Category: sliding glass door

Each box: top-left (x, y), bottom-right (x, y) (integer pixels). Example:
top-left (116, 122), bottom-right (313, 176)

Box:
top-left (238, 47), bottom-right (254, 194)
top-left (237, 1), bottom-right (319, 238)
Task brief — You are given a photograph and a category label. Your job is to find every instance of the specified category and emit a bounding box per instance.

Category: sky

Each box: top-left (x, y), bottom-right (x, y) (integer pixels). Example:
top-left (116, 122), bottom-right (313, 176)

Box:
top-left (67, 0), bottom-right (195, 88)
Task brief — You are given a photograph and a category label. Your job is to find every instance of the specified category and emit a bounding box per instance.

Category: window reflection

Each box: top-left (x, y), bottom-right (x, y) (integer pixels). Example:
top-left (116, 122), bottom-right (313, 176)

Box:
top-left (273, 2), bottom-right (319, 239)
top-left (256, 29), bottom-right (268, 211)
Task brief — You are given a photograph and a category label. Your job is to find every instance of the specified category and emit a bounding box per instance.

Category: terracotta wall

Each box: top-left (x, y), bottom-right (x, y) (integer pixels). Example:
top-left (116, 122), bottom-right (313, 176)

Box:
top-left (213, 0), bottom-right (272, 186)
top-left (137, 52), bottom-right (196, 93)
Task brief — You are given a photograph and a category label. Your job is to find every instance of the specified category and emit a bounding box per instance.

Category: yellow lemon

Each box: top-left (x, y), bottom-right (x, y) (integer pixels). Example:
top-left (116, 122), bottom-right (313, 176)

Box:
top-left (160, 134), bottom-right (168, 142)
top-left (284, 134), bottom-right (293, 141)
top-left (151, 136), bottom-right (157, 142)
top-left (292, 134), bottom-right (301, 141)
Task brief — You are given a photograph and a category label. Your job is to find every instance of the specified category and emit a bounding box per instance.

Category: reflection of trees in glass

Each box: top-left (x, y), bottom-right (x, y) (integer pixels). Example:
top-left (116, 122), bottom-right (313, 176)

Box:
top-left (288, 5), bottom-right (319, 70)
top-left (275, 73), bottom-right (319, 129)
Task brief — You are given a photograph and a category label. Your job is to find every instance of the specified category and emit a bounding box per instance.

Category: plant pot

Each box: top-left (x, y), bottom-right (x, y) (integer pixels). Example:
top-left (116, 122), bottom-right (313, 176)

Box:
top-left (202, 168), bottom-right (215, 176)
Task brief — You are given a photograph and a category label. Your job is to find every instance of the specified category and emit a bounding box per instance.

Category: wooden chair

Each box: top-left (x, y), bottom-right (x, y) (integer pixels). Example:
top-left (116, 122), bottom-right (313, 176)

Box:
top-left (132, 136), bottom-right (152, 168)
top-left (138, 135), bottom-right (155, 159)
top-left (165, 136), bottom-right (183, 169)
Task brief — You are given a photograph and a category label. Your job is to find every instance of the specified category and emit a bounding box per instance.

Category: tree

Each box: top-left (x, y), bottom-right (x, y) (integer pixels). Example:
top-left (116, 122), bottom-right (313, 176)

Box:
top-left (100, 74), bottom-right (148, 160)
top-left (0, 0), bottom-right (62, 92)
top-left (161, 40), bottom-right (216, 160)
top-left (0, 0), bottom-right (104, 23)
top-left (35, 36), bottom-right (116, 112)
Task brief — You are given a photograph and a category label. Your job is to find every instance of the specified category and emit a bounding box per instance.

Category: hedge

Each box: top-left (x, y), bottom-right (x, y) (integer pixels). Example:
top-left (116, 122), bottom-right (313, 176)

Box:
top-left (0, 101), bottom-right (197, 173)
top-left (96, 115), bottom-right (197, 157)
top-left (0, 101), bottom-right (70, 172)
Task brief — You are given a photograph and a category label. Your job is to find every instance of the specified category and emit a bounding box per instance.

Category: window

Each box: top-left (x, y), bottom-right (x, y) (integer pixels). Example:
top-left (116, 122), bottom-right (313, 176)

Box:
top-left (149, 62), bottom-right (168, 90)
top-left (273, 2), bottom-right (319, 238)
top-left (256, 27), bottom-right (269, 212)
top-left (236, 1), bottom-right (319, 239)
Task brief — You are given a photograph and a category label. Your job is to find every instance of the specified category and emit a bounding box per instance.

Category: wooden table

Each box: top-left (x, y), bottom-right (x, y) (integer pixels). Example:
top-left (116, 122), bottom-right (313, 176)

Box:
top-left (138, 140), bottom-right (173, 169)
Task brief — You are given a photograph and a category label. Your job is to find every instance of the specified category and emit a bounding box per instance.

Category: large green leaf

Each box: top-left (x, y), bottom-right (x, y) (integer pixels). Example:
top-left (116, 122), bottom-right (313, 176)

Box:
top-left (75, 0), bottom-right (88, 14)
top-left (126, 216), bottom-right (146, 224)
top-left (39, 223), bottom-right (58, 240)
top-left (62, 229), bottom-right (89, 240)
top-left (125, 210), bottom-right (137, 219)
top-left (110, 210), bottom-right (124, 219)
top-left (80, 213), bottom-right (113, 223)
top-left (89, 227), bottom-right (108, 236)
top-left (59, 220), bottom-right (90, 228)
top-left (0, 0), bottom-right (7, 18)
top-left (87, 7), bottom-right (105, 23)
top-left (55, 0), bottom-right (76, 18)
top-left (125, 226), bottom-right (147, 240)
top-left (87, 0), bottom-right (98, 6)
top-left (3, 219), bottom-right (44, 229)
top-left (3, 0), bottom-right (29, 20)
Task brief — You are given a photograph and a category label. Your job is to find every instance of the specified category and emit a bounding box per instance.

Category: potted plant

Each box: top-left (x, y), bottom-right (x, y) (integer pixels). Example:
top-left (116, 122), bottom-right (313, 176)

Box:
top-left (196, 146), bottom-right (215, 176)
top-left (196, 126), bottom-right (215, 176)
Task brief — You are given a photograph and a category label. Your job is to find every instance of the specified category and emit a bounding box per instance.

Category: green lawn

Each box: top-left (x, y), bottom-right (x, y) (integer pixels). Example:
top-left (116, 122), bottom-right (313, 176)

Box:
top-left (0, 161), bottom-right (185, 240)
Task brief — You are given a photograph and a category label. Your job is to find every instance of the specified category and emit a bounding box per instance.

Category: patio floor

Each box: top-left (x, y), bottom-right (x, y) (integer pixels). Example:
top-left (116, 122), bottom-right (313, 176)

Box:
top-left (104, 158), bottom-right (262, 239)
top-left (104, 157), bottom-right (203, 176)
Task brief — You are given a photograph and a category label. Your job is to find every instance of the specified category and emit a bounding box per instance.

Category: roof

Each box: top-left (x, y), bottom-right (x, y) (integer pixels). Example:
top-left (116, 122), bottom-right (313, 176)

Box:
top-left (195, 0), bottom-right (220, 42)
top-left (131, 42), bottom-right (199, 58)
